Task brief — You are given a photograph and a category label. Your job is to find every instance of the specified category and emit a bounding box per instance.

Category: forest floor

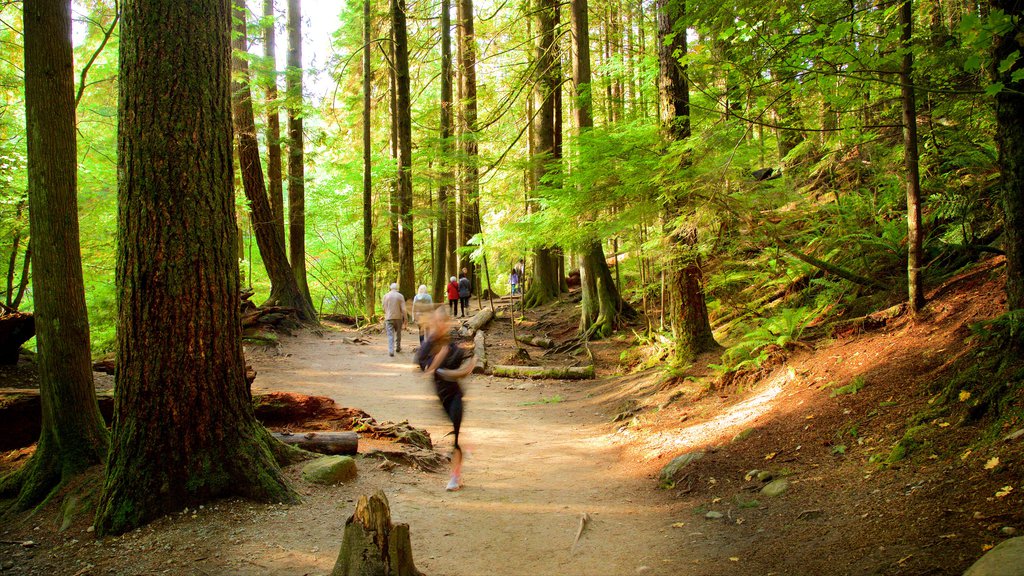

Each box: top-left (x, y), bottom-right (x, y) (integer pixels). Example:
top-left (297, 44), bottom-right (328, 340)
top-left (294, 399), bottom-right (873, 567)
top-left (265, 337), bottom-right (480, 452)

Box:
top-left (2, 260), bottom-right (1023, 575)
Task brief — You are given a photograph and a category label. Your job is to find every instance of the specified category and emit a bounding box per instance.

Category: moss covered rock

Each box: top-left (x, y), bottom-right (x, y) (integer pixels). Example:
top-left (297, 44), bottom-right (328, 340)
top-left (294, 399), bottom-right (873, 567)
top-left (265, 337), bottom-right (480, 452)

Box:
top-left (302, 456), bottom-right (357, 485)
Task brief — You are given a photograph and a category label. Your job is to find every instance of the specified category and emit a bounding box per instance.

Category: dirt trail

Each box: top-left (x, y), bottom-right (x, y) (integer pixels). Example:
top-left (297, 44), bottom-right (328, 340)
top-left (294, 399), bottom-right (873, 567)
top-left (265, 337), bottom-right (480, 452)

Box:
top-left (245, 325), bottom-right (722, 575)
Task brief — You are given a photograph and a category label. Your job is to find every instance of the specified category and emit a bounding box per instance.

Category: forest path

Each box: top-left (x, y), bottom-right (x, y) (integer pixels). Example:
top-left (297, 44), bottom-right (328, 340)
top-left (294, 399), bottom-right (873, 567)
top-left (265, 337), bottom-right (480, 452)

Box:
top-left (247, 323), bottom-right (730, 576)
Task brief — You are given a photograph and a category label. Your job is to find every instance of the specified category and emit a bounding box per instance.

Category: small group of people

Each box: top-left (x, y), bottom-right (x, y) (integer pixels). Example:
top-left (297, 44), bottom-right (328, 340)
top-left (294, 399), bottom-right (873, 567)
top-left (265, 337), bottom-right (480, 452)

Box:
top-left (380, 281), bottom-right (475, 491)
top-left (446, 270), bottom-right (472, 317)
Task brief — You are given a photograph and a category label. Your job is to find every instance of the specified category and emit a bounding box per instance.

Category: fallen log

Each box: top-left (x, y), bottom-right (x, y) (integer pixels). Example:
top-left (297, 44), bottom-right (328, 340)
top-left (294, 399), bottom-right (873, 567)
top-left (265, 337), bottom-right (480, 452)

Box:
top-left (488, 364), bottom-right (595, 380)
top-left (458, 309), bottom-right (494, 338)
top-left (515, 334), bottom-right (553, 349)
top-left (332, 490), bottom-right (422, 576)
top-left (322, 313), bottom-right (359, 325)
top-left (472, 330), bottom-right (487, 374)
top-left (271, 431), bottom-right (359, 455)
top-left (0, 389), bottom-right (114, 451)
top-left (0, 308), bottom-right (34, 365)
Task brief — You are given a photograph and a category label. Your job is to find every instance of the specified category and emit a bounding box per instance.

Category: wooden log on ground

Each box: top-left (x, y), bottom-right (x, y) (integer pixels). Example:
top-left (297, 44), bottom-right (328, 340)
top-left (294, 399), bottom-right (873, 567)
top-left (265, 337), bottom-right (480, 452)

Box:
top-left (458, 309), bottom-right (494, 338)
top-left (515, 334), bottom-right (553, 349)
top-left (473, 330), bottom-right (487, 374)
top-left (488, 363), bottom-right (595, 380)
top-left (0, 388), bottom-right (114, 450)
top-left (271, 431), bottom-right (358, 455)
top-left (0, 309), bottom-right (34, 365)
top-left (332, 490), bottom-right (422, 576)
top-left (322, 313), bottom-right (359, 325)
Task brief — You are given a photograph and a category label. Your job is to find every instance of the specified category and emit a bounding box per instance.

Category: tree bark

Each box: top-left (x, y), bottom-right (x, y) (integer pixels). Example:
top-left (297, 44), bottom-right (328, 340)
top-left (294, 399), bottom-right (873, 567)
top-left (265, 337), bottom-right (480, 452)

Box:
top-left (393, 0), bottom-right (415, 298)
top-left (657, 0), bottom-right (719, 361)
top-left (900, 0), bottom-right (925, 313)
top-left (991, 0), bottom-right (1024, 310)
top-left (434, 0), bottom-right (454, 303)
top-left (96, 0), bottom-right (297, 535)
top-left (523, 0), bottom-right (560, 308)
top-left (363, 0), bottom-right (375, 320)
top-left (1, 0), bottom-right (109, 510)
top-left (331, 491), bottom-right (422, 576)
top-left (457, 0), bottom-right (481, 293)
top-left (263, 0), bottom-right (287, 249)
top-left (231, 0), bottom-right (316, 322)
top-left (286, 0), bottom-right (314, 308)
top-left (4, 197), bottom-right (26, 308)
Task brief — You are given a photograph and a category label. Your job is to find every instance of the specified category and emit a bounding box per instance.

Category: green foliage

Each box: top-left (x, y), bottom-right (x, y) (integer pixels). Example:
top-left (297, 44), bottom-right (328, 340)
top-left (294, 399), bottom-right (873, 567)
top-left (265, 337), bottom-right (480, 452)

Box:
top-left (830, 376), bottom-right (866, 397)
top-left (711, 307), bottom-right (816, 373)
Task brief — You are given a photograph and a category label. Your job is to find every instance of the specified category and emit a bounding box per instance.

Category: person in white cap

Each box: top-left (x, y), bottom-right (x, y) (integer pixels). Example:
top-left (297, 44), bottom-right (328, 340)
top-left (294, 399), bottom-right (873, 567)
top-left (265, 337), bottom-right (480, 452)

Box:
top-left (381, 282), bottom-right (406, 356)
top-left (411, 284), bottom-right (434, 344)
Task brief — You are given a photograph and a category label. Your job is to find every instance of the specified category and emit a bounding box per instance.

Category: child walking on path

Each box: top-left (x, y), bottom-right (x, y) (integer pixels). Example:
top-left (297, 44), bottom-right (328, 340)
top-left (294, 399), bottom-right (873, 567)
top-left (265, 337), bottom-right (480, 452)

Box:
top-left (416, 308), bottom-right (476, 491)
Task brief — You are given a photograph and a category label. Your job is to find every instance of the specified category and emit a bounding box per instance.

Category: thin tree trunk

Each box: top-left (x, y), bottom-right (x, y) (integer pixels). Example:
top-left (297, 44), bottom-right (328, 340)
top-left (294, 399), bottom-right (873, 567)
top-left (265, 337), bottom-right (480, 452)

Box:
top-left (901, 0), bottom-right (925, 313)
top-left (1, 0), bottom-right (109, 509)
top-left (96, 0), bottom-right (298, 535)
top-left (5, 197), bottom-right (26, 308)
top-left (286, 0), bottom-right (314, 307)
top-left (388, 25), bottom-right (400, 265)
top-left (363, 0), bottom-right (375, 319)
top-left (263, 0), bottom-right (287, 250)
top-left (393, 0), bottom-right (415, 298)
top-left (991, 0), bottom-right (1024, 311)
top-left (11, 240), bottom-right (31, 311)
top-left (435, 0), bottom-right (454, 303)
top-left (230, 0), bottom-right (316, 321)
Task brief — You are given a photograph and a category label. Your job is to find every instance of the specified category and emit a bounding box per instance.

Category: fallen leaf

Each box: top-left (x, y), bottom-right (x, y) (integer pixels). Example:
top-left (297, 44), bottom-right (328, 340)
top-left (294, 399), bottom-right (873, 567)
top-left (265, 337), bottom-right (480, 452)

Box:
top-left (670, 522), bottom-right (686, 528)
top-left (984, 457), bottom-right (1000, 470)
top-left (938, 422), bottom-right (951, 428)
top-left (959, 390), bottom-right (971, 402)
top-left (961, 449), bottom-right (973, 461)
top-left (711, 497), bottom-right (722, 503)
top-left (982, 544), bottom-right (994, 552)
top-left (729, 557), bottom-right (739, 562)
top-left (764, 452), bottom-right (777, 461)
top-left (996, 486), bottom-right (1013, 498)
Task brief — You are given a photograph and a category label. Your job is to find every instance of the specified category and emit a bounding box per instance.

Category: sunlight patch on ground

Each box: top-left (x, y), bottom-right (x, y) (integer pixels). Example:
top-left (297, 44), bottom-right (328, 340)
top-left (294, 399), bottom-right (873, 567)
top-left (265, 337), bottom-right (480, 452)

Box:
top-left (626, 369), bottom-right (792, 461)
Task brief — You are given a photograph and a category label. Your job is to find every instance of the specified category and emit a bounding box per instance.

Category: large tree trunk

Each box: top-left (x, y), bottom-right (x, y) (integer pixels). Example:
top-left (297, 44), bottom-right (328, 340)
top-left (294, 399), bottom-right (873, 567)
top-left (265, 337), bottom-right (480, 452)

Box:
top-left (286, 0), bottom-right (314, 308)
top-left (572, 0), bottom-right (633, 338)
top-left (991, 0), bottom-right (1024, 311)
top-left (900, 0), bottom-right (925, 313)
top-left (434, 0), bottom-right (454, 303)
top-left (388, 25), bottom-right (400, 266)
top-left (522, 0), bottom-right (560, 308)
top-left (393, 0), bottom-right (415, 298)
top-left (96, 0), bottom-right (298, 535)
top-left (363, 0), bottom-right (375, 320)
top-left (457, 0), bottom-right (481, 293)
top-left (263, 0), bottom-right (286, 249)
top-left (657, 0), bottom-right (719, 361)
top-left (0, 0), bottom-right (109, 509)
top-left (231, 0), bottom-right (316, 322)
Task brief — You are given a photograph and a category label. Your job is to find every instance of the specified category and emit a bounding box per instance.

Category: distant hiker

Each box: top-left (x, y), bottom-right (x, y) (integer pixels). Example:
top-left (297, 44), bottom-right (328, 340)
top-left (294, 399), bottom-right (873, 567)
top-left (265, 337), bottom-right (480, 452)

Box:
top-left (381, 283), bottom-right (406, 357)
top-left (458, 272), bottom-right (471, 317)
top-left (446, 276), bottom-right (459, 316)
top-left (416, 308), bottom-right (476, 491)
top-left (411, 284), bottom-right (433, 344)
top-left (510, 268), bottom-right (520, 295)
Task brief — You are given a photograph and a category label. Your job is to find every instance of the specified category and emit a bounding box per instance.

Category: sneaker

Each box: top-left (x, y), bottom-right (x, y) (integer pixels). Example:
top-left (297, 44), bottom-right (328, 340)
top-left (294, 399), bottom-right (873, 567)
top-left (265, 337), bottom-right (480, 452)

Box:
top-left (445, 476), bottom-right (462, 491)
top-left (389, 352), bottom-right (394, 357)
top-left (396, 347), bottom-right (402, 353)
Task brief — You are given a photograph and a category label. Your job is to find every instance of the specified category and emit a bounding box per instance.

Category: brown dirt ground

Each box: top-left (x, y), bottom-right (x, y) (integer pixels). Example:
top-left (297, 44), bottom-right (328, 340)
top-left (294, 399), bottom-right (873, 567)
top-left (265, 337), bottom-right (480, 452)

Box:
top-left (2, 262), bottom-right (1023, 575)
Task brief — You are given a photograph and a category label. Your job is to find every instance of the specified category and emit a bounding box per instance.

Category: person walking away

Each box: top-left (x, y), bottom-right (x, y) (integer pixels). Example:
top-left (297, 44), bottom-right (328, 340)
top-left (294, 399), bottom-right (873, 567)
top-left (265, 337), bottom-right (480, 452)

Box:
top-left (411, 284), bottom-right (433, 344)
top-left (416, 308), bottom-right (476, 491)
top-left (381, 282), bottom-right (406, 356)
top-left (458, 272), bottom-right (471, 317)
top-left (510, 268), bottom-right (520, 295)
top-left (446, 276), bottom-right (459, 316)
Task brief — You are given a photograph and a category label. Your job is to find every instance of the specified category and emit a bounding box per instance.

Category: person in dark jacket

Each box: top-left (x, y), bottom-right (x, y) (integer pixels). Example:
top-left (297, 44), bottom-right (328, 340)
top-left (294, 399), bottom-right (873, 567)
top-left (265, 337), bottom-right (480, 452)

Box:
top-left (457, 272), bottom-right (471, 317)
top-left (446, 276), bottom-right (459, 316)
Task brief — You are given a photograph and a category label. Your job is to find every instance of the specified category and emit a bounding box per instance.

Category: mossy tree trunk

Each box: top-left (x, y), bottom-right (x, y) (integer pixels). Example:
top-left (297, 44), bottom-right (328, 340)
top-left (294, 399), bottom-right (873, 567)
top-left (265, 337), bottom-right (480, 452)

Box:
top-left (263, 0), bottom-right (287, 250)
top-left (991, 0), bottom-right (1024, 311)
top-left (393, 0), bottom-right (415, 298)
top-left (657, 0), bottom-right (719, 362)
top-left (363, 0), bottom-right (375, 319)
top-left (523, 0), bottom-right (560, 309)
top-left (286, 0), bottom-right (315, 310)
top-left (433, 0), bottom-right (454, 304)
top-left (95, 0), bottom-right (297, 535)
top-left (0, 0), bottom-right (109, 510)
top-left (231, 0), bottom-right (316, 322)
top-left (900, 0), bottom-right (925, 313)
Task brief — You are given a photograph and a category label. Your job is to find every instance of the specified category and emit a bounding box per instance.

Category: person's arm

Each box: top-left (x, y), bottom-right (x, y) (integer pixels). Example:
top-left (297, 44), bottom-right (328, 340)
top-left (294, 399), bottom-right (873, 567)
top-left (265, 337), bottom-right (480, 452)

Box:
top-left (425, 345), bottom-right (449, 375)
top-left (436, 355), bottom-right (476, 380)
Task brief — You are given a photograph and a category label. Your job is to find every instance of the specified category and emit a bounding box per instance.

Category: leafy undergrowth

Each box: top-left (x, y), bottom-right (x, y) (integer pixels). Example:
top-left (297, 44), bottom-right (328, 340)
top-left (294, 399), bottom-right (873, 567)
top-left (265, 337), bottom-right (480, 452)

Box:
top-left (591, 260), bottom-right (1024, 575)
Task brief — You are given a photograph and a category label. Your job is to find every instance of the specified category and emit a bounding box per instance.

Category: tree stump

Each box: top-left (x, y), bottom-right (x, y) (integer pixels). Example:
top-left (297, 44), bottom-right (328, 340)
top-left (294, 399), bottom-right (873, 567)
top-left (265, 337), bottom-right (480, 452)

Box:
top-left (332, 490), bottom-right (422, 576)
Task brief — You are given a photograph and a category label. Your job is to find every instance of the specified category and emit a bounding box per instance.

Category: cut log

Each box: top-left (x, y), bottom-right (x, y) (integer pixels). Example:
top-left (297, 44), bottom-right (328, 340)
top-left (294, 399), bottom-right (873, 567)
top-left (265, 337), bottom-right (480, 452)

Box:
top-left (0, 309), bottom-right (34, 365)
top-left (515, 334), bottom-right (553, 349)
top-left (458, 309), bottom-right (494, 338)
top-left (271, 431), bottom-right (358, 455)
top-left (488, 364), bottom-right (595, 380)
top-left (472, 330), bottom-right (487, 374)
top-left (322, 313), bottom-right (359, 325)
top-left (331, 490), bottom-right (422, 576)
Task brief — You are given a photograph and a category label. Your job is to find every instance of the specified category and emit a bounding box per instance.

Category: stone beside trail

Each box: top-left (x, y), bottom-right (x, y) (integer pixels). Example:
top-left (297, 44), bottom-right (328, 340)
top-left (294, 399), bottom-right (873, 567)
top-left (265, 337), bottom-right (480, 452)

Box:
top-left (302, 455), bottom-right (358, 484)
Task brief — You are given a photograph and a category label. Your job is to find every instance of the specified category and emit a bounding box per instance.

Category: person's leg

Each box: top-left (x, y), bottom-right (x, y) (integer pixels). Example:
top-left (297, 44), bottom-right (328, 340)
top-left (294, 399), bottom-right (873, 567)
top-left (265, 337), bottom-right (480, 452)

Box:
top-left (445, 394), bottom-right (464, 490)
top-left (385, 320), bottom-right (395, 356)
top-left (396, 321), bottom-right (402, 352)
